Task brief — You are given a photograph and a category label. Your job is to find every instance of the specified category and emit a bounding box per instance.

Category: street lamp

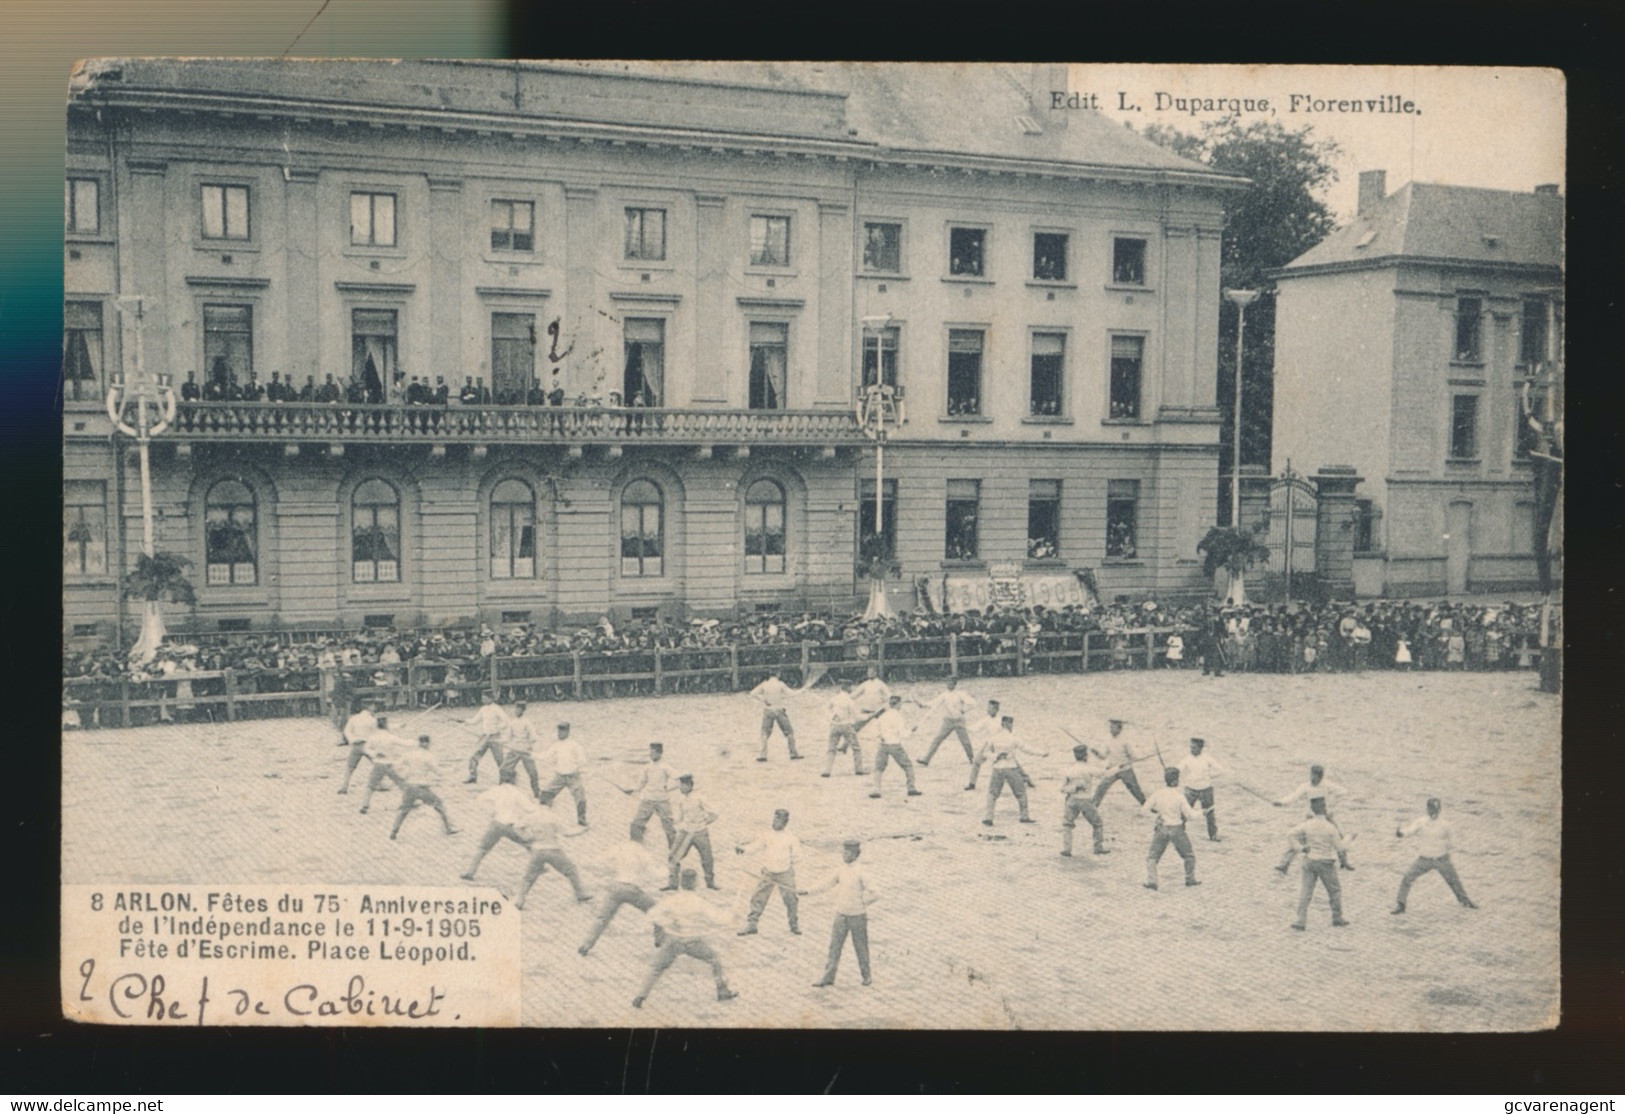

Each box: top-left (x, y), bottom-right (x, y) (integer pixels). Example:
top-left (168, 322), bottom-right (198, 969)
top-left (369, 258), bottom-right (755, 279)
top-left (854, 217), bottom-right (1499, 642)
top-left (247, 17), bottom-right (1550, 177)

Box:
top-left (1223, 288), bottom-right (1261, 528)
top-left (108, 296), bottom-right (178, 661)
top-left (107, 296), bottom-right (177, 558)
top-left (858, 313), bottom-right (901, 619)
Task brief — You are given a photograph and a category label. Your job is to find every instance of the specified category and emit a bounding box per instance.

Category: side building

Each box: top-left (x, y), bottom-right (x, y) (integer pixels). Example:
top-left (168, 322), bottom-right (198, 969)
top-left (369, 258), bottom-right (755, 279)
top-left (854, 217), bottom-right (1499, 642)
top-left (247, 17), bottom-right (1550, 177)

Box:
top-left (1272, 171), bottom-right (1563, 597)
top-left (63, 61), bottom-right (1241, 644)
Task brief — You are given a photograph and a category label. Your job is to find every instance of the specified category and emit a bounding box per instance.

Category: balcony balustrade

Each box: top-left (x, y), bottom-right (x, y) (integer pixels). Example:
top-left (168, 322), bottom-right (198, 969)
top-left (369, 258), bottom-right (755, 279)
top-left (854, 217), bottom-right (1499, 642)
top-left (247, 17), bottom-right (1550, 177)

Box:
top-left (161, 401), bottom-right (865, 447)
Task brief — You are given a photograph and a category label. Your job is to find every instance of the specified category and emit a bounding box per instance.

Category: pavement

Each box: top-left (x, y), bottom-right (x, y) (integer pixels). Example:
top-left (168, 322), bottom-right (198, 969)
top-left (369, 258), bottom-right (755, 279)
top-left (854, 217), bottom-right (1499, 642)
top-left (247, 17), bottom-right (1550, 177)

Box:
top-left (63, 668), bottom-right (1560, 1030)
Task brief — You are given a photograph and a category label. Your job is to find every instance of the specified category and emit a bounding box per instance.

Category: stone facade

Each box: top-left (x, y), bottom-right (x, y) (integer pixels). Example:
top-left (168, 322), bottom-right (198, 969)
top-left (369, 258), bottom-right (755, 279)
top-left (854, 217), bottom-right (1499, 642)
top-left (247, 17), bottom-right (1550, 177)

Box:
top-left (63, 61), bottom-right (1238, 644)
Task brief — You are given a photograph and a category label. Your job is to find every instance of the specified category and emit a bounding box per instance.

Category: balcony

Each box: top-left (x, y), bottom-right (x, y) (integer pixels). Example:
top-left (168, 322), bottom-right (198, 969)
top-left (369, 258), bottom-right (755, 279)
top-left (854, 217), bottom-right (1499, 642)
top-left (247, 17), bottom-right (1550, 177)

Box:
top-left (160, 401), bottom-right (865, 451)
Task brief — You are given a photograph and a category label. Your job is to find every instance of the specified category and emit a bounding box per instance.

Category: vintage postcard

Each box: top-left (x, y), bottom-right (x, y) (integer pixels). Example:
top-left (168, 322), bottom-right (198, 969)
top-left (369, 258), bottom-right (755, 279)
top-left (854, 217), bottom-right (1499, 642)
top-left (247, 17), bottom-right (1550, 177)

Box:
top-left (61, 61), bottom-right (1562, 1030)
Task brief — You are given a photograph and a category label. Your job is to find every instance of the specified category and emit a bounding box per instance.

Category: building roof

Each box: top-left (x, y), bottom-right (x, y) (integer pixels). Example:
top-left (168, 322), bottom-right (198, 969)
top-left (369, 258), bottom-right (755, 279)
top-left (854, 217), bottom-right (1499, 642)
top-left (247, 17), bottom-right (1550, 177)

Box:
top-left (1279, 181), bottom-right (1563, 277)
top-left (71, 59), bottom-right (1243, 189)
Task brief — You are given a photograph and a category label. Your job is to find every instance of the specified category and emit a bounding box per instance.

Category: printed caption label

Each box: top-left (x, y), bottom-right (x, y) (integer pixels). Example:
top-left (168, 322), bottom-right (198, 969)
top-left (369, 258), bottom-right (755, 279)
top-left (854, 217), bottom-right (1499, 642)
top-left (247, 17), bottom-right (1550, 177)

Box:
top-left (63, 884), bottom-right (518, 1027)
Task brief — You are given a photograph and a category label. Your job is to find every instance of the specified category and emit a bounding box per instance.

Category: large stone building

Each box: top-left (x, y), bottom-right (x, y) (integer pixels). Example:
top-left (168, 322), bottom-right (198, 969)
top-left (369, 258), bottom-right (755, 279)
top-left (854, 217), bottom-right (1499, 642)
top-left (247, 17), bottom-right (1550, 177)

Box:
top-left (1272, 170), bottom-right (1563, 597)
top-left (63, 60), bottom-right (1241, 644)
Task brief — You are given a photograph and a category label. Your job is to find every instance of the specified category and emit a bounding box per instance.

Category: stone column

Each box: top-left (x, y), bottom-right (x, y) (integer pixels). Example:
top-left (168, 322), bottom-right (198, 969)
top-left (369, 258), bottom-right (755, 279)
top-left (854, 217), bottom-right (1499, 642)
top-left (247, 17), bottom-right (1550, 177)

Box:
top-left (1311, 466), bottom-right (1363, 598)
top-left (692, 195), bottom-right (728, 403)
top-left (427, 178), bottom-right (464, 383)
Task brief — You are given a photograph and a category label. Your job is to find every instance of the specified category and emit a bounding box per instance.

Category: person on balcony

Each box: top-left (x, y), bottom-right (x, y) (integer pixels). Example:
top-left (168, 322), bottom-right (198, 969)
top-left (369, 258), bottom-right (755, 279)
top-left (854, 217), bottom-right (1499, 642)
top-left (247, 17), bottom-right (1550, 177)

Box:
top-left (298, 376), bottom-right (316, 402)
top-left (180, 371), bottom-right (200, 402)
top-left (315, 374), bottom-right (341, 403)
top-left (476, 377), bottom-right (492, 404)
top-left (527, 378), bottom-right (546, 406)
top-left (266, 372), bottom-right (286, 402)
top-left (206, 356), bottom-right (230, 400)
top-left (459, 376), bottom-right (479, 405)
top-left (244, 374), bottom-right (265, 402)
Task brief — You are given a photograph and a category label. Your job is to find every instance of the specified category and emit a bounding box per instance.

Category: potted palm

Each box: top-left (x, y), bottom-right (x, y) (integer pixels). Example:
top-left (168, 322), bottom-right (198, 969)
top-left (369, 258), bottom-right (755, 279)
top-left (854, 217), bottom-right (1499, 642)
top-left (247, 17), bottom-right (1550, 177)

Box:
top-left (122, 551), bottom-right (196, 664)
top-left (1197, 526), bottom-right (1271, 607)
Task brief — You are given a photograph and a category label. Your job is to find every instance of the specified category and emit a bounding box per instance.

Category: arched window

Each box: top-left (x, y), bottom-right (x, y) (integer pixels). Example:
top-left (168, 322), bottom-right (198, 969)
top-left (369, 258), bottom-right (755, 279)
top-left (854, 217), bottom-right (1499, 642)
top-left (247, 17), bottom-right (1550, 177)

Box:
top-left (205, 479), bottom-right (257, 585)
top-left (744, 479), bottom-right (786, 574)
top-left (490, 478), bottom-right (536, 579)
top-left (352, 478), bottom-right (401, 583)
top-left (620, 479), bottom-right (664, 577)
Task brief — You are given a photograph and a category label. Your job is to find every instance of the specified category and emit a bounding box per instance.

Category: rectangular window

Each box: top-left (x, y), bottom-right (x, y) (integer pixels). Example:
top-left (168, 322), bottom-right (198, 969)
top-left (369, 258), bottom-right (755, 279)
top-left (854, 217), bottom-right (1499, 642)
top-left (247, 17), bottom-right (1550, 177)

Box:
top-left (1106, 479), bottom-right (1139, 559)
top-left (858, 478), bottom-right (897, 563)
top-left (491, 313), bottom-right (536, 404)
top-left (350, 191), bottom-right (397, 247)
top-left (490, 199), bottom-right (535, 253)
top-left (624, 207), bottom-right (666, 261)
top-left (862, 221), bottom-right (901, 273)
top-left (1030, 332), bottom-right (1065, 416)
top-left (203, 304), bottom-right (253, 391)
top-left (351, 308), bottom-right (398, 400)
top-left (64, 480), bottom-right (107, 576)
top-left (1353, 499), bottom-right (1379, 553)
top-left (862, 326), bottom-right (899, 389)
top-left (1109, 334), bottom-right (1144, 419)
top-left (1515, 393), bottom-right (1539, 460)
top-left (1112, 238), bottom-right (1147, 285)
top-left (1027, 479), bottom-right (1061, 560)
top-left (1520, 297), bottom-right (1549, 366)
top-left (947, 328), bottom-right (984, 416)
top-left (748, 321), bottom-right (788, 410)
top-left (748, 215), bottom-right (791, 267)
top-left (1454, 296), bottom-right (1483, 362)
top-left (1450, 395), bottom-right (1479, 459)
top-left (623, 317), bottom-right (665, 406)
top-left (63, 300), bottom-right (103, 402)
top-left (66, 177), bottom-right (99, 235)
top-left (201, 184), bottom-right (250, 241)
top-left (1033, 232), bottom-right (1068, 281)
top-left (949, 227), bottom-right (986, 277)
top-left (945, 479), bottom-right (980, 561)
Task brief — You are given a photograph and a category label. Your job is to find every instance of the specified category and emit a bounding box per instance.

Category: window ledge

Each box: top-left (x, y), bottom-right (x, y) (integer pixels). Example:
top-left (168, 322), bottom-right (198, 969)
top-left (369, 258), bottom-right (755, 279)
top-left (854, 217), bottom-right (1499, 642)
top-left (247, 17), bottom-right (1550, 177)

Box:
top-left (1022, 415), bottom-right (1074, 426)
top-left (194, 241), bottom-right (261, 254)
top-left (941, 275), bottom-right (994, 285)
top-left (939, 415), bottom-right (993, 424)
top-left (941, 560), bottom-right (987, 571)
top-left (1449, 360), bottom-right (1486, 370)
top-left (1510, 457), bottom-right (1534, 467)
top-left (1101, 559), bottom-right (1146, 567)
top-left (1024, 558), bottom-right (1067, 570)
top-left (1353, 549), bottom-right (1388, 559)
top-left (1105, 284), bottom-right (1154, 295)
top-left (197, 594), bottom-right (272, 609)
top-left (64, 577), bottom-right (119, 589)
top-left (619, 260), bottom-right (675, 273)
top-left (1026, 280), bottom-right (1077, 291)
top-left (1447, 377), bottom-right (1487, 387)
top-left (1101, 416), bottom-right (1149, 426)
top-left (744, 266), bottom-right (798, 279)
top-left (857, 272), bottom-right (909, 282)
top-left (1445, 458), bottom-right (1482, 466)
top-left (481, 252), bottom-right (543, 266)
top-left (342, 246), bottom-right (408, 261)
top-left (66, 236), bottom-right (117, 247)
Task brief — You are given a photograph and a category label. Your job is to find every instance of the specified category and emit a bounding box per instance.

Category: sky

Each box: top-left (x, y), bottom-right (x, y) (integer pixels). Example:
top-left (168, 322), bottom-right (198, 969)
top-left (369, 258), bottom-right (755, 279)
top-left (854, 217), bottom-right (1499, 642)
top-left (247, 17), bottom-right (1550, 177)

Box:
top-left (1070, 64), bottom-right (1566, 222)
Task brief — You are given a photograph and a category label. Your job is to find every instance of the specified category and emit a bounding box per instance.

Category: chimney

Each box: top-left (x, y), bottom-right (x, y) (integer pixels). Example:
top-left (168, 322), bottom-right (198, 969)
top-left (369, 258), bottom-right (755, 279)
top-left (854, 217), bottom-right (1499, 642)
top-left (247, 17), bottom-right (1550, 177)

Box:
top-left (1357, 170), bottom-right (1387, 217)
top-left (1534, 183), bottom-right (1560, 196)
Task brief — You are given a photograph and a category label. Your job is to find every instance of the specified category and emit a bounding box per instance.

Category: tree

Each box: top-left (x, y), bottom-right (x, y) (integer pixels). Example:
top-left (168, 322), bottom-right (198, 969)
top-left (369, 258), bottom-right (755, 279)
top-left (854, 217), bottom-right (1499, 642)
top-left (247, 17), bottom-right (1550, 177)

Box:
top-left (122, 551), bottom-right (196, 664)
top-left (1143, 117), bottom-right (1342, 519)
top-left (1197, 525), bottom-right (1271, 606)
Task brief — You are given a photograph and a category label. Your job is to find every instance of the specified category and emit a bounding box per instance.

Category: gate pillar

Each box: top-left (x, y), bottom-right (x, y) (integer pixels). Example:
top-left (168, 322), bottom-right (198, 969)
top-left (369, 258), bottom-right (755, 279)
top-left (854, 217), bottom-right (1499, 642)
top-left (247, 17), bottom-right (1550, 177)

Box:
top-left (1311, 466), bottom-right (1363, 599)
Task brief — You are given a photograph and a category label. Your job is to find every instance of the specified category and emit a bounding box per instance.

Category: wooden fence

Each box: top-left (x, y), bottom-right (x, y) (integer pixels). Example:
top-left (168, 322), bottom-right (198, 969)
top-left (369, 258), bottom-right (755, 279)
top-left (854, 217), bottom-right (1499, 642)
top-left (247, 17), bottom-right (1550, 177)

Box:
top-left (62, 628), bottom-right (1191, 729)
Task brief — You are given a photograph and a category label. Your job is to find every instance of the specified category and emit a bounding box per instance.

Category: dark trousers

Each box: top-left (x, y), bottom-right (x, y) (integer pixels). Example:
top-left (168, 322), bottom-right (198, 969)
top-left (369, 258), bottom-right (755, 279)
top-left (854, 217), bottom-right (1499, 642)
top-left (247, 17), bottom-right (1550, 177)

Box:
top-left (1093, 766), bottom-right (1145, 806)
top-left (516, 846), bottom-right (587, 906)
top-left (468, 735), bottom-right (506, 781)
top-left (985, 767), bottom-right (1030, 822)
top-left (1062, 796), bottom-right (1105, 853)
top-left (631, 798), bottom-right (676, 849)
top-left (638, 937), bottom-right (728, 1000)
top-left (500, 750), bottom-right (541, 797)
top-left (1147, 822), bottom-right (1196, 885)
top-left (821, 913), bottom-right (871, 983)
top-left (1396, 854), bottom-right (1473, 907)
top-left (1184, 786), bottom-right (1218, 839)
top-left (746, 868), bottom-right (798, 930)
top-left (538, 771), bottom-right (587, 824)
top-left (1295, 858), bottom-right (1344, 926)
top-left (669, 829), bottom-right (716, 887)
top-left (921, 719), bottom-right (973, 763)
top-left (758, 709), bottom-right (798, 757)
top-left (580, 881), bottom-right (659, 952)
top-left (463, 821), bottom-right (529, 879)
top-left (390, 784), bottom-right (452, 839)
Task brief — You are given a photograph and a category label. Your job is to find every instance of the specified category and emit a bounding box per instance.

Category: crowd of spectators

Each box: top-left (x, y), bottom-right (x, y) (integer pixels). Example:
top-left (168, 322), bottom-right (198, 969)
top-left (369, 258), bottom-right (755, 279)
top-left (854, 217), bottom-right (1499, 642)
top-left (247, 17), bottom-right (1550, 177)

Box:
top-left (64, 595), bottom-right (1556, 729)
